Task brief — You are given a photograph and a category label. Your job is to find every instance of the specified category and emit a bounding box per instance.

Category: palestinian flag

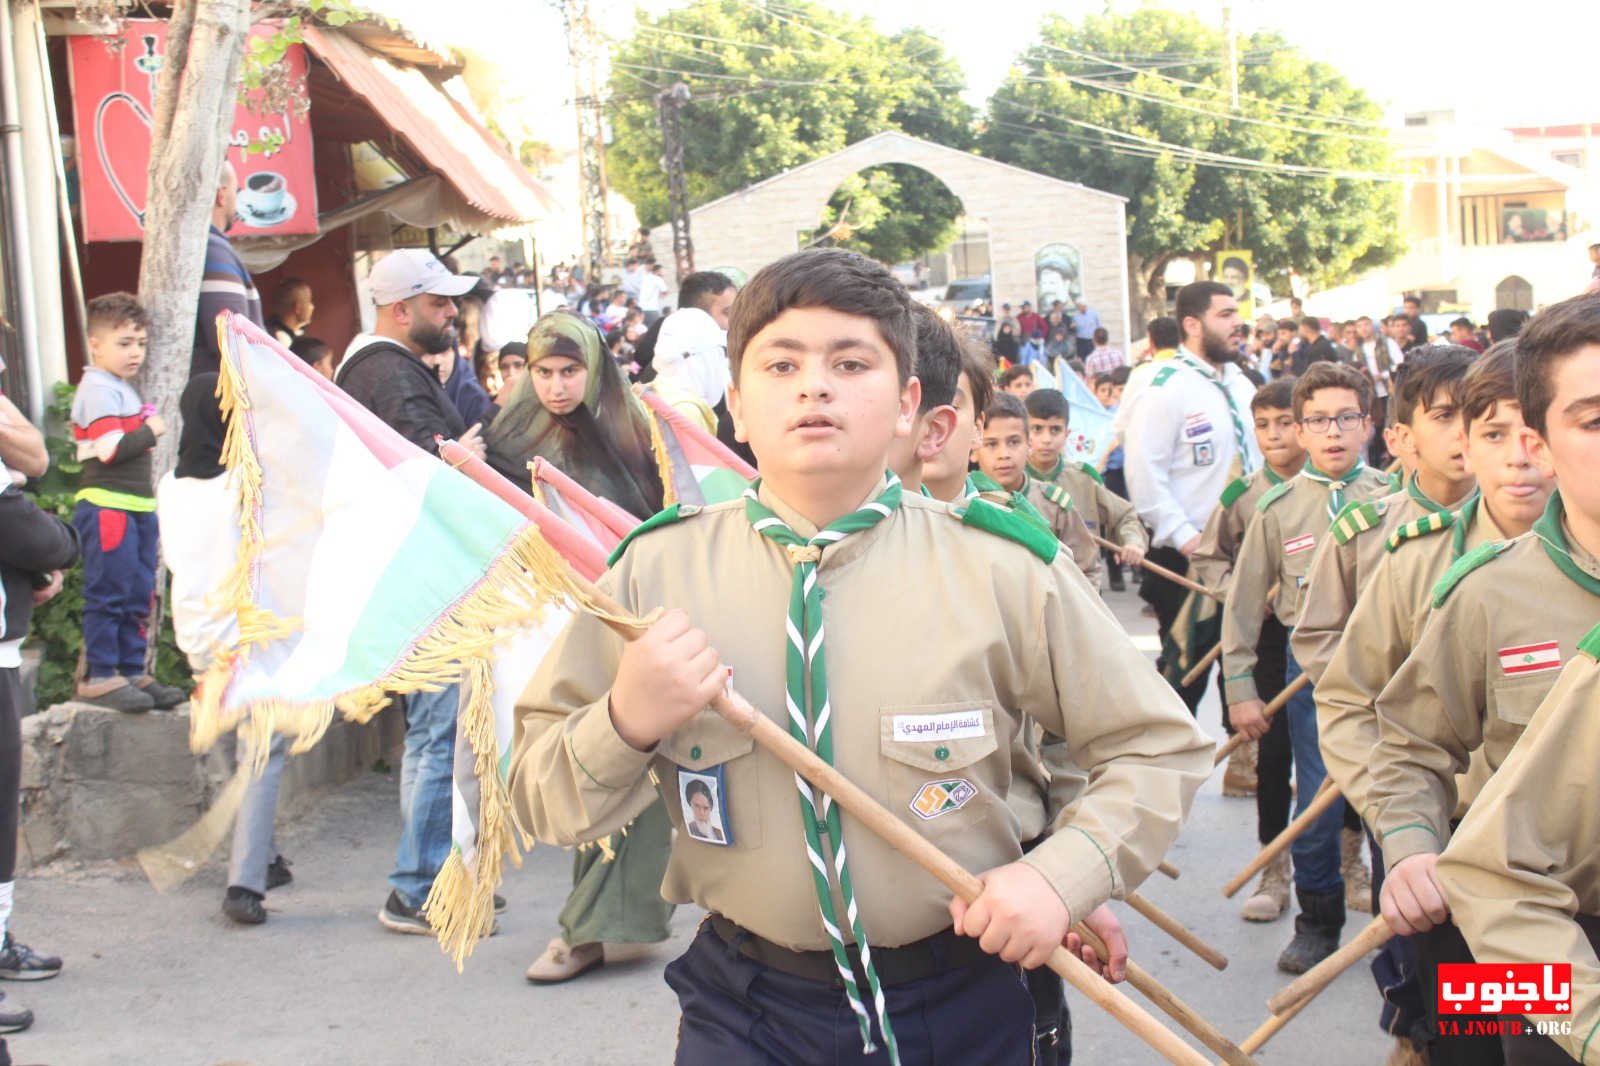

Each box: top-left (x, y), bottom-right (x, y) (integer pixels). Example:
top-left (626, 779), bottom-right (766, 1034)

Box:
top-left (639, 387), bottom-right (757, 505)
top-left (530, 456), bottom-right (633, 558)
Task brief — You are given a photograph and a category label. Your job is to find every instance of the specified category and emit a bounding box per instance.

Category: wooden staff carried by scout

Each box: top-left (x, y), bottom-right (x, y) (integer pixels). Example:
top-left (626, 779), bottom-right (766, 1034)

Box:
top-left (1222, 777), bottom-right (1342, 898)
top-left (1209, 673), bottom-right (1310, 771)
top-left (1090, 534), bottom-right (1220, 601)
top-left (1237, 918), bottom-right (1393, 1052)
top-left (444, 444), bottom-right (1219, 1066)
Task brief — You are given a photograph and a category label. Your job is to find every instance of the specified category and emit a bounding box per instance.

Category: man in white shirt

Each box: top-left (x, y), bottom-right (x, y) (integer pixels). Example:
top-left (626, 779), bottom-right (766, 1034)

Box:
top-left (1122, 280), bottom-right (1260, 710)
top-left (638, 261), bottom-right (669, 326)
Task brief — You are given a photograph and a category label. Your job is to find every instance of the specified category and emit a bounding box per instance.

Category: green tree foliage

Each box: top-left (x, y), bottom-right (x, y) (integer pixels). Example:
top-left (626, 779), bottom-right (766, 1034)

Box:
top-left (606, 2), bottom-right (976, 263)
top-left (981, 9), bottom-right (1404, 306)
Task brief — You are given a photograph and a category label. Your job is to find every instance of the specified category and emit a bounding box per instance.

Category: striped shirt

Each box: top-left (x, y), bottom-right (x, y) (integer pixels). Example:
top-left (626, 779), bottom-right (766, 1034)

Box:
top-left (190, 225), bottom-right (263, 377)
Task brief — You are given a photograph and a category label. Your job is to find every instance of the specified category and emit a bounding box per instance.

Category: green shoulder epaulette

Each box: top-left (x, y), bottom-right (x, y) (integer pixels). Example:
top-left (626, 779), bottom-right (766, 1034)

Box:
top-left (1219, 476), bottom-right (1251, 510)
top-left (959, 496), bottom-right (1059, 564)
top-left (1039, 481), bottom-right (1074, 512)
top-left (1579, 621), bottom-right (1600, 661)
top-left (1255, 479), bottom-right (1294, 513)
top-left (1431, 539), bottom-right (1514, 608)
top-left (1076, 461), bottom-right (1105, 486)
top-left (1330, 499), bottom-right (1388, 544)
top-left (606, 503), bottom-right (693, 567)
top-left (1151, 364), bottom-right (1178, 387)
top-left (1385, 510), bottom-right (1455, 553)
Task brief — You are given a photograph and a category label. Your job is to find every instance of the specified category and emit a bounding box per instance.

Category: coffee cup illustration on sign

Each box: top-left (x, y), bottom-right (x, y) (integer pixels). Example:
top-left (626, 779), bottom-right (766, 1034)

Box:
top-left (237, 170), bottom-right (296, 227)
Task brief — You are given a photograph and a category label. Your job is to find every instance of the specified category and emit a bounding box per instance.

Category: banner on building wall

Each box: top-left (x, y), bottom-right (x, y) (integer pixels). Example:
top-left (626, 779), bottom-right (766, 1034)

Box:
top-left (69, 20), bottom-right (317, 242)
top-left (1215, 250), bottom-right (1254, 323)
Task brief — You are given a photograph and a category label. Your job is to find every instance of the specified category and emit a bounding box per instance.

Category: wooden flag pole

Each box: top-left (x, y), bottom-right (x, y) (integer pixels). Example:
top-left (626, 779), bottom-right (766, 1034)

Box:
top-left (572, 588), bottom-right (1210, 1066)
top-left (1127, 892), bottom-right (1229, 971)
top-left (1089, 534), bottom-right (1221, 600)
top-left (1222, 779), bottom-right (1342, 898)
top-left (1157, 860), bottom-right (1181, 880)
top-left (1266, 916), bottom-right (1394, 1015)
top-left (1211, 674), bottom-right (1311, 768)
top-left (1072, 924), bottom-right (1258, 1066)
top-left (1237, 992), bottom-right (1311, 1056)
top-left (1180, 644), bottom-right (1222, 688)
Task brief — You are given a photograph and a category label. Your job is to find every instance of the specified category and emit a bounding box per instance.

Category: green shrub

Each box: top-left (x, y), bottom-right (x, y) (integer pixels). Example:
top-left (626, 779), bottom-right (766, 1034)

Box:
top-left (28, 383), bottom-right (191, 708)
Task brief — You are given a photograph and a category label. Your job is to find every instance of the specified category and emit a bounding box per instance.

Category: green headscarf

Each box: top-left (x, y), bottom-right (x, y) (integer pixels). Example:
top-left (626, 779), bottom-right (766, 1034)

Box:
top-left (484, 311), bottom-right (664, 520)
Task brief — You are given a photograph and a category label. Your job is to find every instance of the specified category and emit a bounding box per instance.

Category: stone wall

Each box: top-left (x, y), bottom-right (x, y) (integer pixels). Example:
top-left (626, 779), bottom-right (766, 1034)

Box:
top-left (652, 131), bottom-right (1132, 346)
top-left (19, 702), bottom-right (404, 867)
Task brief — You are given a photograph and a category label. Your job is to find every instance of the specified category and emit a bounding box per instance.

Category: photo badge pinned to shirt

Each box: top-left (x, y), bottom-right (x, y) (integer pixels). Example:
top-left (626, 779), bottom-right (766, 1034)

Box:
top-left (678, 763), bottom-right (732, 847)
top-left (1192, 440), bottom-right (1216, 466)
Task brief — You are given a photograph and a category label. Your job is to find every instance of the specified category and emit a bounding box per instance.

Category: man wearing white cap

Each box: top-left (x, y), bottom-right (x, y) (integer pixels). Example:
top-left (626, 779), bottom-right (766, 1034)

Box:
top-left (335, 249), bottom-right (490, 934)
top-left (338, 250), bottom-right (485, 462)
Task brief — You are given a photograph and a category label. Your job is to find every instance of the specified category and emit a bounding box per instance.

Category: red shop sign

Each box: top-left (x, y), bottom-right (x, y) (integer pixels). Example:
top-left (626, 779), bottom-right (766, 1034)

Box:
top-left (69, 19), bottom-right (317, 242)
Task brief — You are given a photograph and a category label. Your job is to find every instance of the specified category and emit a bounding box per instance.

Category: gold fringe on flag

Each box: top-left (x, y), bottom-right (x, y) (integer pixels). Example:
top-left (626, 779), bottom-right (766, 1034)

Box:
top-left (646, 408), bottom-right (679, 508)
top-left (202, 316), bottom-right (654, 969)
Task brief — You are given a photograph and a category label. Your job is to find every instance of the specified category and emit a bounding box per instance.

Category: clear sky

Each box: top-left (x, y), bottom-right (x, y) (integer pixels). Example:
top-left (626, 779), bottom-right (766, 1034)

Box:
top-left (422, 0), bottom-right (1593, 145)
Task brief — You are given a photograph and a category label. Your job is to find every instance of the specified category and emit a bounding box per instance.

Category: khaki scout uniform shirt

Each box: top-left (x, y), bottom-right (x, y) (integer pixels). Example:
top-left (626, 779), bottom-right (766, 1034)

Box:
top-left (1031, 459), bottom-right (1149, 554)
top-left (1221, 466), bottom-right (1393, 704)
top-left (1436, 624), bottom-right (1600, 1065)
top-left (1368, 494), bottom-right (1600, 872)
top-left (1292, 475), bottom-right (1468, 684)
top-left (1021, 474), bottom-right (1103, 585)
top-left (508, 484), bottom-right (1213, 951)
top-left (1317, 497), bottom-right (1505, 820)
top-left (1189, 466), bottom-right (1288, 598)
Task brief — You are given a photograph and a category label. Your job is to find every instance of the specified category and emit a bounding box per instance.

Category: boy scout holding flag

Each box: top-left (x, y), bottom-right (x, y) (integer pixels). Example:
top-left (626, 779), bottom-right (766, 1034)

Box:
top-left (1222, 361), bottom-right (1392, 974)
top-left (508, 249), bottom-right (1211, 1064)
top-left (1367, 293), bottom-right (1600, 1066)
top-left (1190, 377), bottom-right (1306, 918)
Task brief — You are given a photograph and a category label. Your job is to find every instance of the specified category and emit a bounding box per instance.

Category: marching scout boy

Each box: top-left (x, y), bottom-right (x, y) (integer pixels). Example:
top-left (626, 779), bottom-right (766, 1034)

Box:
top-left (1435, 623), bottom-right (1600, 1066)
top-left (1221, 361), bottom-right (1392, 974)
top-left (1122, 281), bottom-right (1261, 712)
top-left (508, 249), bottom-right (1212, 1065)
top-left (1289, 346), bottom-right (1480, 685)
top-left (1024, 387), bottom-right (1149, 580)
top-left (1317, 343), bottom-right (1550, 1066)
top-left (1365, 295), bottom-right (1600, 1062)
top-left (976, 394), bottom-right (1102, 582)
top-left (1189, 377), bottom-right (1308, 919)
top-left (920, 335), bottom-right (992, 504)
top-left (889, 307), bottom-right (1128, 1066)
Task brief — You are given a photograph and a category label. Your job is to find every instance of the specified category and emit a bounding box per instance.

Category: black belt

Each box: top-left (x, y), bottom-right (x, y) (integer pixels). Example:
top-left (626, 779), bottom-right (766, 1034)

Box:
top-left (707, 913), bottom-right (993, 988)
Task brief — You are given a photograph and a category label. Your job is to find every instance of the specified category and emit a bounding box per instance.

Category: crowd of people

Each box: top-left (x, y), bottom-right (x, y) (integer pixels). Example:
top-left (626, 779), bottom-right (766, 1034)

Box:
top-left (0, 150), bottom-right (1598, 1065)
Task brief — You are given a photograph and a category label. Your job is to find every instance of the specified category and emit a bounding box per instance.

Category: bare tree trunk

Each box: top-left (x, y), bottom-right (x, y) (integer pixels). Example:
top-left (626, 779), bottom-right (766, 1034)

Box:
top-left (135, 0), bottom-right (250, 482)
top-left (1127, 251), bottom-right (1174, 335)
top-left (133, 0), bottom-right (250, 675)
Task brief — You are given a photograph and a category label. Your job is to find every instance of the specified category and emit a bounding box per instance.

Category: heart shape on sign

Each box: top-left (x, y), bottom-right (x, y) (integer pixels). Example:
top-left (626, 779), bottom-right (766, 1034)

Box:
top-left (94, 91), bottom-right (154, 227)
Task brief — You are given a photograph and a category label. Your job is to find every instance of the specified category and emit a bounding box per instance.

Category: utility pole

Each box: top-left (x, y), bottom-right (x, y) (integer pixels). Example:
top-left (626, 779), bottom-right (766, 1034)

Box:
top-left (562, 0), bottom-right (611, 281)
top-left (1223, 4), bottom-right (1239, 109)
top-left (656, 81), bottom-right (694, 282)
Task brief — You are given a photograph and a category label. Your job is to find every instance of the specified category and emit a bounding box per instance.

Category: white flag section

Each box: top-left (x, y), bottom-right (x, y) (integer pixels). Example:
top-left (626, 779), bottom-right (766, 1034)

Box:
top-left (1058, 371), bottom-right (1118, 465)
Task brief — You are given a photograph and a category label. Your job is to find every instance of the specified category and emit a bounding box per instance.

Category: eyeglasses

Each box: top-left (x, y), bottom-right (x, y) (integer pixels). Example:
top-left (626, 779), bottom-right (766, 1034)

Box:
top-left (1299, 412), bottom-right (1366, 433)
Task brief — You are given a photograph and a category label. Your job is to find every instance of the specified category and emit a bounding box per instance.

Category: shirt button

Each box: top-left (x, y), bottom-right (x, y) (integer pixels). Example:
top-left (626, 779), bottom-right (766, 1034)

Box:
top-left (934, 745), bottom-right (950, 761)
top-left (689, 745), bottom-right (702, 760)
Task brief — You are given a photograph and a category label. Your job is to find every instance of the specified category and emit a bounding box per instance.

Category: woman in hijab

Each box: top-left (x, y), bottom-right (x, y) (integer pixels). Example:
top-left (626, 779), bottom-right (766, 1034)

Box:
top-left (483, 310), bottom-right (664, 520)
top-left (489, 312), bottom-right (677, 984)
top-left (993, 319), bottom-right (1020, 366)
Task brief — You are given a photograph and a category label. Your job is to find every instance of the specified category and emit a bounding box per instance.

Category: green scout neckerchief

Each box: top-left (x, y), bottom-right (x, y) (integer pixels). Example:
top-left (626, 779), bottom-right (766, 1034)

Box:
top-left (1406, 471), bottom-right (1455, 517)
top-left (1174, 348), bottom-right (1253, 475)
top-left (744, 474), bottom-right (904, 1063)
top-left (1448, 493), bottom-right (1487, 561)
top-left (1533, 491), bottom-right (1600, 597)
top-left (1264, 465), bottom-right (1288, 486)
top-left (1300, 461), bottom-right (1368, 522)
top-left (1026, 455), bottom-right (1065, 483)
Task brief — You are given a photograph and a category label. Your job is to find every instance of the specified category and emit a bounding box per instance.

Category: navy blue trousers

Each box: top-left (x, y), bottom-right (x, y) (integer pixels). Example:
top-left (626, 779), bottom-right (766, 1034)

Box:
top-left (667, 920), bottom-right (1035, 1065)
top-left (72, 502), bottom-right (157, 678)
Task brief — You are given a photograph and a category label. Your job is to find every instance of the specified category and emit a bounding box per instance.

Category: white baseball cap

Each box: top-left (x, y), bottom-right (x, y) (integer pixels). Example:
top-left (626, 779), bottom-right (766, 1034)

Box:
top-left (368, 249), bottom-right (479, 306)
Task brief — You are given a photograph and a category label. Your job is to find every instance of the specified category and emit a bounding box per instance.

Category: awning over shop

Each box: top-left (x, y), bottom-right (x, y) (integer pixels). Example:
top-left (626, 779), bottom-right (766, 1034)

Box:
top-left (301, 25), bottom-right (555, 231)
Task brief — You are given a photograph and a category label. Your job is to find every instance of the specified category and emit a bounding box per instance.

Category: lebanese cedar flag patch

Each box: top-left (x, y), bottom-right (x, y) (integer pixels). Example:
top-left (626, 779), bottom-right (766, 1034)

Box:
top-left (1284, 533), bottom-right (1317, 555)
top-left (1499, 641), bottom-right (1562, 676)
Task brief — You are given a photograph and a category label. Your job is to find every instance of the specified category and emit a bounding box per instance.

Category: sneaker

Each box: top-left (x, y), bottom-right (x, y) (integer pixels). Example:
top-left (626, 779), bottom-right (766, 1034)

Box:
top-left (265, 855), bottom-right (293, 891)
top-left (0, 935), bottom-right (61, 981)
top-left (377, 890), bottom-right (431, 935)
top-left (525, 937), bottom-right (602, 984)
top-left (131, 675), bottom-right (187, 710)
top-left (0, 990), bottom-right (32, 1033)
top-left (74, 676), bottom-right (153, 714)
top-left (222, 886), bottom-right (266, 926)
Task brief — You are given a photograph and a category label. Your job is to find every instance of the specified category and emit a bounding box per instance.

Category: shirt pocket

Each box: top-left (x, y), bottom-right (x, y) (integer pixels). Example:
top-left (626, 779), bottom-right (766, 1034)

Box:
top-left (1488, 678), bottom-right (1549, 728)
top-left (658, 714), bottom-right (762, 849)
top-left (879, 703), bottom-right (1005, 839)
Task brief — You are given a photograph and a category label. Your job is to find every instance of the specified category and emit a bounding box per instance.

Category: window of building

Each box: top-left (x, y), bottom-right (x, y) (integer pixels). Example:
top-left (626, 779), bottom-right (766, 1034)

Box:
top-left (1459, 190), bottom-right (1569, 247)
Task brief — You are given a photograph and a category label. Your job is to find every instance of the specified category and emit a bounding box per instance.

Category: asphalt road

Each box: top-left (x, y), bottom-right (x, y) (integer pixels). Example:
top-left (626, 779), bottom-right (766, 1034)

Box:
top-left (15, 588), bottom-right (1395, 1065)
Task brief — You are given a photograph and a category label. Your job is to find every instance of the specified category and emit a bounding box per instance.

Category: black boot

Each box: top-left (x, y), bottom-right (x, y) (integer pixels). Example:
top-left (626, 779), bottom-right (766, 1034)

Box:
top-left (1276, 886), bottom-right (1345, 974)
